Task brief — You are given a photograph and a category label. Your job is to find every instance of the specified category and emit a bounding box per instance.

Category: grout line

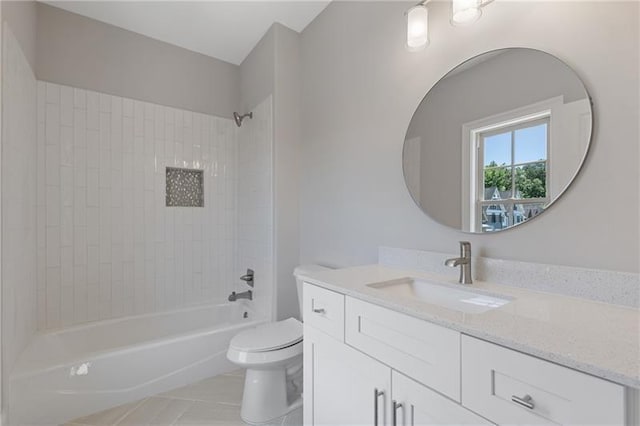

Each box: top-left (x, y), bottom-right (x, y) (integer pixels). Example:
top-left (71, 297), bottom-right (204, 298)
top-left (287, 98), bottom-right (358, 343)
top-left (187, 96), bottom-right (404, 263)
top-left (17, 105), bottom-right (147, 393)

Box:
top-left (112, 397), bottom-right (150, 426)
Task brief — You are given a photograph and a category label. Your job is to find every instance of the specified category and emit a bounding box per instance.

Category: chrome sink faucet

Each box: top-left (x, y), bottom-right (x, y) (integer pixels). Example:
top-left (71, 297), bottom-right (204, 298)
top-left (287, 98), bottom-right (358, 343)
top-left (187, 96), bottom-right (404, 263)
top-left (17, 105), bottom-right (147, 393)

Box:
top-left (445, 241), bottom-right (472, 284)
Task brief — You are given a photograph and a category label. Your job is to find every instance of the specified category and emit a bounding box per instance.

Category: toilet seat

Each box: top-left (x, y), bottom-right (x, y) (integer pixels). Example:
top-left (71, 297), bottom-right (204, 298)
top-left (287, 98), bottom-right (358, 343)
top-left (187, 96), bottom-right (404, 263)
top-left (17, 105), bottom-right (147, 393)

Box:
top-left (230, 318), bottom-right (302, 353)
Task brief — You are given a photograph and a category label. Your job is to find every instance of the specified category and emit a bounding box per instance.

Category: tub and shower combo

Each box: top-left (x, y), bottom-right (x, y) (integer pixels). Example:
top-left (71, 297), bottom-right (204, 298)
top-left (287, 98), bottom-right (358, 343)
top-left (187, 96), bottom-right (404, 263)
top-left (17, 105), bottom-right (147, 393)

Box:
top-left (10, 302), bottom-right (265, 425)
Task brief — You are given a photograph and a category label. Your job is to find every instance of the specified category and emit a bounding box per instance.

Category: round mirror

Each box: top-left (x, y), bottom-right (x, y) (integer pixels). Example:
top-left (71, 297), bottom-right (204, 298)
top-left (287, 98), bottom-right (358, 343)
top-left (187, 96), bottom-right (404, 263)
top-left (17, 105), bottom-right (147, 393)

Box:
top-left (403, 48), bottom-right (592, 233)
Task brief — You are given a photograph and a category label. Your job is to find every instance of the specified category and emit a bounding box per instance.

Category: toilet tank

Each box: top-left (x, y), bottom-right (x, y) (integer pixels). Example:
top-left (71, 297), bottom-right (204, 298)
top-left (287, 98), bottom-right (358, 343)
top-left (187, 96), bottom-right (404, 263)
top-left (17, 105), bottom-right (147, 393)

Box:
top-left (293, 264), bottom-right (331, 321)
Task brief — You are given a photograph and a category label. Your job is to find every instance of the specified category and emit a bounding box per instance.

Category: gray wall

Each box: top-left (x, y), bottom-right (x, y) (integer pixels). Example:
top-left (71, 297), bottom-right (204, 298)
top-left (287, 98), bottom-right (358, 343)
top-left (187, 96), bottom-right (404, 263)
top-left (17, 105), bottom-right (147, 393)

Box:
top-left (240, 23), bottom-right (302, 320)
top-left (1, 1), bottom-right (36, 69)
top-left (36, 3), bottom-right (239, 118)
top-left (272, 25), bottom-right (301, 321)
top-left (299, 1), bottom-right (639, 273)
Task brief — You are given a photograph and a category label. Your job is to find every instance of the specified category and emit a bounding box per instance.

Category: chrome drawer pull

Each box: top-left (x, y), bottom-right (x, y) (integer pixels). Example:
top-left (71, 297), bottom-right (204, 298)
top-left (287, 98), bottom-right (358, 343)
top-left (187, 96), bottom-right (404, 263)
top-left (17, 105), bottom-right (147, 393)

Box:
top-left (312, 308), bottom-right (326, 314)
top-left (374, 388), bottom-right (384, 426)
top-left (511, 394), bottom-right (535, 409)
top-left (392, 400), bottom-right (402, 426)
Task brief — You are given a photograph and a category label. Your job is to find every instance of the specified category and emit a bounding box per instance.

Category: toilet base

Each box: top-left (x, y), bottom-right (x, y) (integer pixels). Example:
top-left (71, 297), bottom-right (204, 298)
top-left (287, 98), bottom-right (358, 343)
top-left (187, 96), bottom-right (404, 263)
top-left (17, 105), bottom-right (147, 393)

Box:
top-left (240, 362), bottom-right (302, 425)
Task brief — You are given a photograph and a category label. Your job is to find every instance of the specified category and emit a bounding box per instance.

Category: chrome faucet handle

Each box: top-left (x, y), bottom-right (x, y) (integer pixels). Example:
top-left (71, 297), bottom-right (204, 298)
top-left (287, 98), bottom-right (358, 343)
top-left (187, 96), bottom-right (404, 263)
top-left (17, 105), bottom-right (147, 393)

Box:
top-left (240, 269), bottom-right (254, 287)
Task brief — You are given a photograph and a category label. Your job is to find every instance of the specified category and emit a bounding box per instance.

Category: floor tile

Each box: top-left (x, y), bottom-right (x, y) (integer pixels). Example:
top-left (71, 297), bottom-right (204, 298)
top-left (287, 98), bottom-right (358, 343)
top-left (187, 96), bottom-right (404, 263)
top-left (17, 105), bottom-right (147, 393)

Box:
top-left (117, 398), bottom-right (172, 425)
top-left (148, 398), bottom-right (193, 425)
top-left (70, 399), bottom-right (143, 426)
top-left (66, 370), bottom-right (246, 426)
top-left (174, 401), bottom-right (243, 425)
top-left (222, 369), bottom-right (245, 378)
top-left (160, 374), bottom-right (244, 405)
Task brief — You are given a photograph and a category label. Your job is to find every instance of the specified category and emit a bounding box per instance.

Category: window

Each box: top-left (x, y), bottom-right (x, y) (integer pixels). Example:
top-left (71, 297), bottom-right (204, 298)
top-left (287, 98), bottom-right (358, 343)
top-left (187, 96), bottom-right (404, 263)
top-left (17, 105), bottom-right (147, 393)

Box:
top-left (475, 117), bottom-right (549, 232)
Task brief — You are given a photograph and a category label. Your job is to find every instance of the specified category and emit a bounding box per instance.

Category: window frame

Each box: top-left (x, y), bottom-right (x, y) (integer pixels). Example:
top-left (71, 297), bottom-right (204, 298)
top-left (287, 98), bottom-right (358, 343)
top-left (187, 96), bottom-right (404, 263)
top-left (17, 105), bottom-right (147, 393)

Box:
top-left (460, 96), bottom-right (563, 232)
top-left (476, 117), bottom-right (550, 232)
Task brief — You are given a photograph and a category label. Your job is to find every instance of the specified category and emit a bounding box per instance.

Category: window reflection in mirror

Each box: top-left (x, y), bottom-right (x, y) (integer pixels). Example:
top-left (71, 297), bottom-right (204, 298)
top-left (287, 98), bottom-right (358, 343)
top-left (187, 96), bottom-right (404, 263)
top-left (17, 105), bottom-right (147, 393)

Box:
top-left (403, 48), bottom-right (592, 233)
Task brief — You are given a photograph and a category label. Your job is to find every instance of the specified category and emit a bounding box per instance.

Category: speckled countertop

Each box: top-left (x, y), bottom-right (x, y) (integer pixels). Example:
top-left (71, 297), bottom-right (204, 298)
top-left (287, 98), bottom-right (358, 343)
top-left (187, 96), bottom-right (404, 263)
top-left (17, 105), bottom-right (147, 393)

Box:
top-left (299, 265), bottom-right (640, 389)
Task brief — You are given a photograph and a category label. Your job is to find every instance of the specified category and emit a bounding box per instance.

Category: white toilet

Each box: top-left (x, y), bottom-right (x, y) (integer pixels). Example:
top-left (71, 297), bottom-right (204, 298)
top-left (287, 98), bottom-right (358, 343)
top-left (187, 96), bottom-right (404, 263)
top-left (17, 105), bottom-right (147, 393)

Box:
top-left (227, 264), bottom-right (329, 425)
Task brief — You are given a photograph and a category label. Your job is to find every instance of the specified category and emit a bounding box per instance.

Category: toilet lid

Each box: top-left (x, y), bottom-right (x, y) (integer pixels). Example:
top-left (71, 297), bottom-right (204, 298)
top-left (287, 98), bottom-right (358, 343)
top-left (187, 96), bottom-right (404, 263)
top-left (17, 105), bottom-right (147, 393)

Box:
top-left (230, 318), bottom-right (303, 352)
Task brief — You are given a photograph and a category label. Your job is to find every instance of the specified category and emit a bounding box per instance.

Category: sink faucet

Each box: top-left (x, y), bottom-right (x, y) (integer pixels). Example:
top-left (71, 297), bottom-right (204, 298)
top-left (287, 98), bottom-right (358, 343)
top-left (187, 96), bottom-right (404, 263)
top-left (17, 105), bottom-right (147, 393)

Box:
top-left (228, 290), bottom-right (253, 301)
top-left (445, 241), bottom-right (472, 284)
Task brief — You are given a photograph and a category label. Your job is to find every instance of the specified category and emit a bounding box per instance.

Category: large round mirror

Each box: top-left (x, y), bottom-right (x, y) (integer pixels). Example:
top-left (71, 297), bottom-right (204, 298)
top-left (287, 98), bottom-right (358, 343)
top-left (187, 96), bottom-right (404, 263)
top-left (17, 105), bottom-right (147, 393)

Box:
top-left (403, 48), bottom-right (592, 233)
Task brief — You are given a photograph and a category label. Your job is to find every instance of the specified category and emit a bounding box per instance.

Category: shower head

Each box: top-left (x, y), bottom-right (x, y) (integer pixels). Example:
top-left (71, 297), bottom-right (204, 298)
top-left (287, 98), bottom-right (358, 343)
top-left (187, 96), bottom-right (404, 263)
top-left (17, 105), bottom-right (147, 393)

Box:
top-left (233, 111), bottom-right (253, 127)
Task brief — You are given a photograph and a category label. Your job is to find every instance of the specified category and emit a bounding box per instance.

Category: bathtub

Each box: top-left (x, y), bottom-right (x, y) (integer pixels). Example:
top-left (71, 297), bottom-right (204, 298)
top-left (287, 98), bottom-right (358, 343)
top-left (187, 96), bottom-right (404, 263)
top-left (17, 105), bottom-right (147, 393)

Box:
top-left (9, 302), bottom-right (265, 425)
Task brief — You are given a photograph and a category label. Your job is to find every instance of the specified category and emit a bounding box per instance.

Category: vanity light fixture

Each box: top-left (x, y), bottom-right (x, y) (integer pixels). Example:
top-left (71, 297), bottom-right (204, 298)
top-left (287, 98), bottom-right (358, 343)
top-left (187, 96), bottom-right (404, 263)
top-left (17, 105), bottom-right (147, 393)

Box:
top-left (406, 0), bottom-right (494, 50)
top-left (406, 3), bottom-right (430, 51)
top-left (451, 0), bottom-right (493, 25)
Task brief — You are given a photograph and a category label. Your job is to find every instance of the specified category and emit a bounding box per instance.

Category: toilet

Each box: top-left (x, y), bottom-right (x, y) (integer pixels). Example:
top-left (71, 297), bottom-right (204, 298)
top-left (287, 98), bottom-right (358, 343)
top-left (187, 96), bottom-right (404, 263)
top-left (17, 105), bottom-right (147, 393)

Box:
top-left (227, 264), bottom-right (330, 425)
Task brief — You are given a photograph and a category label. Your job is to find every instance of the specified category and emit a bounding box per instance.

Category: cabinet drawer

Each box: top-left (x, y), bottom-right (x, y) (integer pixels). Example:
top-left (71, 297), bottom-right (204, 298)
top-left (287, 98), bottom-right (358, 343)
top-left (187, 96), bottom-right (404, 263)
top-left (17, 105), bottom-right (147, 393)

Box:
top-left (462, 335), bottom-right (625, 425)
top-left (345, 297), bottom-right (461, 401)
top-left (303, 283), bottom-right (345, 341)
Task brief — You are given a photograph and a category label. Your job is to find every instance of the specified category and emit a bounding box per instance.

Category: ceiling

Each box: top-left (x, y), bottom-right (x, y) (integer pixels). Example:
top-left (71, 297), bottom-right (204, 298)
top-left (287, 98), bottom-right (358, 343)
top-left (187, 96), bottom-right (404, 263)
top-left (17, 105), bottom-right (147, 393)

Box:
top-left (42, 1), bottom-right (331, 65)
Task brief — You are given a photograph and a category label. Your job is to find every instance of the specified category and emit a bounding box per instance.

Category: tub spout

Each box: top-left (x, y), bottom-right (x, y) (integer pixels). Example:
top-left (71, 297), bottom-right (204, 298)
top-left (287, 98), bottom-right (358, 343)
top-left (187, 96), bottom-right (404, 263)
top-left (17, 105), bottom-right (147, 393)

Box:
top-left (228, 290), bottom-right (253, 301)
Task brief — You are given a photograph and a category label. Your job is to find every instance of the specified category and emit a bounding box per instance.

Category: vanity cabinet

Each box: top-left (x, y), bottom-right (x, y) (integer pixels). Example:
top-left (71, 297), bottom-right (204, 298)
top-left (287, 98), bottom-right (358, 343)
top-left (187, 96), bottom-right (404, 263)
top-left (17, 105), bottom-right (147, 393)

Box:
top-left (303, 283), bottom-right (626, 426)
top-left (304, 326), bottom-right (391, 426)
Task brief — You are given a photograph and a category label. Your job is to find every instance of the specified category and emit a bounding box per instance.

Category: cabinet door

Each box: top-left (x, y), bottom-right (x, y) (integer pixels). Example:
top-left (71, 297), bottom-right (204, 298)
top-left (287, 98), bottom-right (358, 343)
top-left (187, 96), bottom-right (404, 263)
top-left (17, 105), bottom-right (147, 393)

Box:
top-left (304, 325), bottom-right (391, 425)
top-left (392, 371), bottom-right (493, 426)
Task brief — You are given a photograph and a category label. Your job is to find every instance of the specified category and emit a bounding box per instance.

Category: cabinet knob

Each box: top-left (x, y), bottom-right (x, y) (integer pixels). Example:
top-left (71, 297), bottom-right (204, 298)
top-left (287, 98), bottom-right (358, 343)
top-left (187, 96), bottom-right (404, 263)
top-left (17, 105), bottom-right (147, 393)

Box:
top-left (511, 394), bottom-right (535, 409)
top-left (312, 308), bottom-right (326, 314)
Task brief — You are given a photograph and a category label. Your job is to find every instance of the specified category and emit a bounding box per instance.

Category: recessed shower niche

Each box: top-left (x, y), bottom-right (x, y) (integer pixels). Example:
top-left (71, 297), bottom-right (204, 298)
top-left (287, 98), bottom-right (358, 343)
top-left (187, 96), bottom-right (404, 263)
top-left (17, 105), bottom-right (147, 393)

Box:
top-left (165, 167), bottom-right (205, 207)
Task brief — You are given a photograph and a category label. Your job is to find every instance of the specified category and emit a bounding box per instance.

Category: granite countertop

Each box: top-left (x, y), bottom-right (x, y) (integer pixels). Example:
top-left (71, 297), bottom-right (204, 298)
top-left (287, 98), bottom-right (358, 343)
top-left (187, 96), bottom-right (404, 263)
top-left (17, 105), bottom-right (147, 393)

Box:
top-left (299, 264), bottom-right (640, 389)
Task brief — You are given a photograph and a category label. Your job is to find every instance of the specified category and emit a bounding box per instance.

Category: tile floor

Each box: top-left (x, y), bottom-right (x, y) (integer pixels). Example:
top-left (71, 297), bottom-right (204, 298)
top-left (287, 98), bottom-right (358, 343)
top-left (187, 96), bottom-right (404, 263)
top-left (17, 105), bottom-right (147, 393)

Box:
top-left (65, 370), bottom-right (246, 426)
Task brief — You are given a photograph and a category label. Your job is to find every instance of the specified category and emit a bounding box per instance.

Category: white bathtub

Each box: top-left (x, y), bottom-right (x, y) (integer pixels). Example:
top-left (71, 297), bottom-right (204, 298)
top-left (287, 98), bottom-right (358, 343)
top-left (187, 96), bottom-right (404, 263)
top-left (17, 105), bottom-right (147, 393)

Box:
top-left (9, 302), bottom-right (265, 425)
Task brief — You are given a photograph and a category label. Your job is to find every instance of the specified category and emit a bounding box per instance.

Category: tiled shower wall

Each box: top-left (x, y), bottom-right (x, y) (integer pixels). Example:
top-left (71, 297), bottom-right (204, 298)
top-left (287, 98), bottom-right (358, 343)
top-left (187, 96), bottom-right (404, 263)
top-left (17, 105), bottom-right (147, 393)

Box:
top-left (2, 25), bottom-right (38, 377)
top-left (37, 82), bottom-right (239, 330)
top-left (235, 96), bottom-right (274, 319)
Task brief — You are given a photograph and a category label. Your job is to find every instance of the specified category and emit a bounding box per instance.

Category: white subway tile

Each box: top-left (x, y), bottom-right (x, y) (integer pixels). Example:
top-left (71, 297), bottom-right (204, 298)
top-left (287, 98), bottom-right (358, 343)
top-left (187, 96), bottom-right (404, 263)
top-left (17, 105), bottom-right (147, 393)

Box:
top-left (99, 93), bottom-right (111, 112)
top-left (61, 246), bottom-right (73, 287)
top-left (87, 129), bottom-right (100, 169)
top-left (46, 267), bottom-right (61, 328)
top-left (123, 116), bottom-right (134, 153)
top-left (99, 112), bottom-right (111, 149)
top-left (45, 144), bottom-right (60, 186)
top-left (87, 246), bottom-right (100, 285)
top-left (73, 88), bottom-right (86, 109)
top-left (87, 207), bottom-right (100, 246)
top-left (74, 227), bottom-right (87, 265)
top-left (46, 186), bottom-right (60, 227)
top-left (144, 102), bottom-right (154, 120)
top-left (99, 149), bottom-right (111, 188)
top-left (73, 108), bottom-right (86, 148)
top-left (87, 169), bottom-right (100, 207)
top-left (123, 98), bottom-right (133, 118)
top-left (74, 147), bottom-right (87, 187)
top-left (61, 286), bottom-right (75, 326)
top-left (37, 81), bottom-right (46, 122)
top-left (74, 283), bottom-right (88, 323)
top-left (61, 206), bottom-right (73, 246)
top-left (60, 86), bottom-right (73, 126)
top-left (61, 167), bottom-right (74, 206)
top-left (46, 82), bottom-right (60, 104)
top-left (87, 91), bottom-right (100, 130)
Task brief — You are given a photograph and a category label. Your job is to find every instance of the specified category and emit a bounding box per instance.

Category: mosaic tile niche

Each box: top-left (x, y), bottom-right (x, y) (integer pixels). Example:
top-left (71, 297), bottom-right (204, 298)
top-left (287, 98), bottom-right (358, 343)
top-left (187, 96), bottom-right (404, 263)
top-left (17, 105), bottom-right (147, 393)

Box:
top-left (166, 167), bottom-right (204, 207)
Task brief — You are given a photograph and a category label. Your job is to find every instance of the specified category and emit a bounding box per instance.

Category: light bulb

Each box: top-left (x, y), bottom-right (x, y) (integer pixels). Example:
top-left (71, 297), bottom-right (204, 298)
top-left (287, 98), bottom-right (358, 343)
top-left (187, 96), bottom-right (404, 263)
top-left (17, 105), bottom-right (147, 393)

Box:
top-left (406, 5), bottom-right (429, 51)
top-left (451, 0), bottom-right (482, 25)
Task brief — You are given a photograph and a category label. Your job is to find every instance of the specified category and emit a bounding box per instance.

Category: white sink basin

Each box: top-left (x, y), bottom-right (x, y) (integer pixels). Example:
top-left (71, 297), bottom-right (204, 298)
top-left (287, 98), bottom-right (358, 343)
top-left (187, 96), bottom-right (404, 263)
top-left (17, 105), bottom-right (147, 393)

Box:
top-left (367, 277), bottom-right (511, 314)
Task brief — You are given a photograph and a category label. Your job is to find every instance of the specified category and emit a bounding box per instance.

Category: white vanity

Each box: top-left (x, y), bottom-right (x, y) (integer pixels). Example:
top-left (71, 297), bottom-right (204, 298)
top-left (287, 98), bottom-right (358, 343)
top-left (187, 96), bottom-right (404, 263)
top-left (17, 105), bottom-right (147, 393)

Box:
top-left (300, 263), bottom-right (639, 425)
